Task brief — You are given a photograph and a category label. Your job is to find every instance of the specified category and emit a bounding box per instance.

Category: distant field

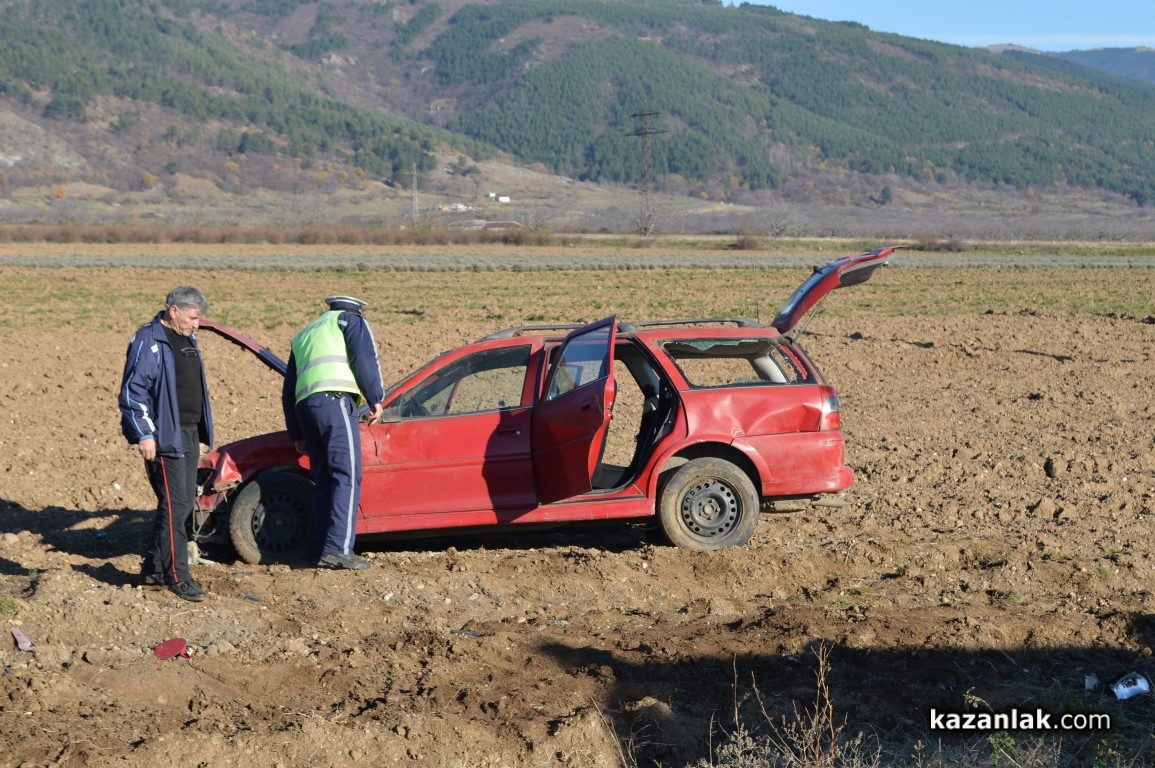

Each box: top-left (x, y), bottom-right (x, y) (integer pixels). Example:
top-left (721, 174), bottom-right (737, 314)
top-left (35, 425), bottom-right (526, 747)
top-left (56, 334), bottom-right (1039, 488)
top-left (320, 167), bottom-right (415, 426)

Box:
top-left (2, 248), bottom-right (1153, 337)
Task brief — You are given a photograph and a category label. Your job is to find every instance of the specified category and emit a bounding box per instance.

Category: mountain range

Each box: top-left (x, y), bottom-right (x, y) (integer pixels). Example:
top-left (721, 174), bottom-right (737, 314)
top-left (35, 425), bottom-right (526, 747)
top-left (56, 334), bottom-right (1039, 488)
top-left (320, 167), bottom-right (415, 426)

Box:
top-left (1, 0), bottom-right (1153, 231)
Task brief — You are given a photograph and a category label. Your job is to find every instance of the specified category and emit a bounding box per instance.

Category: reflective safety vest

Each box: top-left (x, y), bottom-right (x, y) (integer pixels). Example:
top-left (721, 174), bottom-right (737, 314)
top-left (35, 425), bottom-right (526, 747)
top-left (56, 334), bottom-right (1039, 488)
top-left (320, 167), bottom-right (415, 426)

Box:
top-left (291, 311), bottom-right (363, 404)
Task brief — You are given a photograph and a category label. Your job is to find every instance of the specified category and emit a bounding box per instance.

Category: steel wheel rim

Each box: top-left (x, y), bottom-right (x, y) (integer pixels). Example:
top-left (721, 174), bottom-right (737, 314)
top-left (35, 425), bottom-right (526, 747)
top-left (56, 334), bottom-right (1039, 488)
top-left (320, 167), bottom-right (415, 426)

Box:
top-left (251, 494), bottom-right (309, 553)
top-left (679, 479), bottom-right (739, 538)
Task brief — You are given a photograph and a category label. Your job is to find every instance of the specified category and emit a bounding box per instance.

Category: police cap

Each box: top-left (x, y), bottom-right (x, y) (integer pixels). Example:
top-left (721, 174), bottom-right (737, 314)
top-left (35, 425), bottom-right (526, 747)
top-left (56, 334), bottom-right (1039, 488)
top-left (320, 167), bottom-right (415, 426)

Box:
top-left (325, 295), bottom-right (368, 313)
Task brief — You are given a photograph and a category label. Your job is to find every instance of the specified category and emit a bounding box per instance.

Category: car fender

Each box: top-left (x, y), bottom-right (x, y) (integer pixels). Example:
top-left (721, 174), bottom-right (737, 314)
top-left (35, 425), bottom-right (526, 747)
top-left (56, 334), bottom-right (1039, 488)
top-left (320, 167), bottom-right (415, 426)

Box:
top-left (646, 433), bottom-right (770, 500)
top-left (202, 449), bottom-right (242, 493)
top-left (197, 432), bottom-right (306, 507)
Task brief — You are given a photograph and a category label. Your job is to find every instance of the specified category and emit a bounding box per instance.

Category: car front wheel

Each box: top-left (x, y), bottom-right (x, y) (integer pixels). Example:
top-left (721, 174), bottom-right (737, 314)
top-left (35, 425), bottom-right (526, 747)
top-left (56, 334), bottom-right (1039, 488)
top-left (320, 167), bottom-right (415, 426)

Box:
top-left (657, 458), bottom-right (760, 551)
top-left (228, 470), bottom-right (314, 564)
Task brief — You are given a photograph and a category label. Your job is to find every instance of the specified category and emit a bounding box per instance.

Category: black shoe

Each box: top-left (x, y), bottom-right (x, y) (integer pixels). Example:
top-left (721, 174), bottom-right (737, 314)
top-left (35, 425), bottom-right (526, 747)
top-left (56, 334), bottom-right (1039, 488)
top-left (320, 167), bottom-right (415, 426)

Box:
top-left (317, 552), bottom-right (370, 570)
top-left (169, 580), bottom-right (206, 602)
top-left (140, 572), bottom-right (165, 586)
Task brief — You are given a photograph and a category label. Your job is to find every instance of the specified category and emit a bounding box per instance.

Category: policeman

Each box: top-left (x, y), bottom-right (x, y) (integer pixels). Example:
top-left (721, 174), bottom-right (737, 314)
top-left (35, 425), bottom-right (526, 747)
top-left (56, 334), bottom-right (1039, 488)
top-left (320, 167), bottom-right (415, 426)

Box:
top-left (282, 296), bottom-right (385, 569)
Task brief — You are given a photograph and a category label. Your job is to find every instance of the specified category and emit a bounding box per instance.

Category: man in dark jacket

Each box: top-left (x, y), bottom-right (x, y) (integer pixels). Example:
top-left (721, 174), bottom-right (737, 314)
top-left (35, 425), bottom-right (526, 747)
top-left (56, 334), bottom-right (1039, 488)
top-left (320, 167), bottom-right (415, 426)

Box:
top-left (118, 286), bottom-right (214, 601)
top-left (282, 296), bottom-right (385, 570)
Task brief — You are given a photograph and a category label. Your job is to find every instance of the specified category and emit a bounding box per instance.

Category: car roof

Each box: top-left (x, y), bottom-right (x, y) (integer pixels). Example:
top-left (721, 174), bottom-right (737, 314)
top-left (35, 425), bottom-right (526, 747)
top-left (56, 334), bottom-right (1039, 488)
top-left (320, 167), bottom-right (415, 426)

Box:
top-left (475, 317), bottom-right (774, 343)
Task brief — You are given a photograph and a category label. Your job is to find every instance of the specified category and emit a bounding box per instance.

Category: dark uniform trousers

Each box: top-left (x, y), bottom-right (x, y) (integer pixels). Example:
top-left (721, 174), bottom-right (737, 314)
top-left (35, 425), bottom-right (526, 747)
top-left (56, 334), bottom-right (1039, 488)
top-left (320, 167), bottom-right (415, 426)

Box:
top-left (296, 391), bottom-right (362, 559)
top-left (142, 427), bottom-right (200, 584)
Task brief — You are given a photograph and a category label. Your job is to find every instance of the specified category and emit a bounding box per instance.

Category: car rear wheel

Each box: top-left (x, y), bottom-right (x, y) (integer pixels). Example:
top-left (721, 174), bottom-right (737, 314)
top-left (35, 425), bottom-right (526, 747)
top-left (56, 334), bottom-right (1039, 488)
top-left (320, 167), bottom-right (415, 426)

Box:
top-left (657, 458), bottom-right (759, 551)
top-left (229, 470), bottom-right (314, 564)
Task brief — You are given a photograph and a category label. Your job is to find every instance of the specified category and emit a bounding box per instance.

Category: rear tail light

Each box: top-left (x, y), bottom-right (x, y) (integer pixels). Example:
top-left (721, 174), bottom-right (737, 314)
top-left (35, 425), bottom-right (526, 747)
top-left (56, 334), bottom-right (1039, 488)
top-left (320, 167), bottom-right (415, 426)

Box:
top-left (819, 387), bottom-right (841, 431)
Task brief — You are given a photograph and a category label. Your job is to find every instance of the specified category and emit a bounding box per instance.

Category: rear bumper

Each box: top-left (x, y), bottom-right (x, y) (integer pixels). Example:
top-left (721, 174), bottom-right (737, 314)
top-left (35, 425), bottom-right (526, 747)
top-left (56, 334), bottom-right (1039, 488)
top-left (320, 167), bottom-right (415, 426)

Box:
top-left (744, 433), bottom-right (854, 497)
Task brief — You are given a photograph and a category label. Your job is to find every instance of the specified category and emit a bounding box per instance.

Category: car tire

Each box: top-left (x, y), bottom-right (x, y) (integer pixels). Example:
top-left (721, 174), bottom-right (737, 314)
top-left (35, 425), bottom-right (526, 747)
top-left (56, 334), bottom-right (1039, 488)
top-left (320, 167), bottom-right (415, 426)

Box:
top-left (228, 470), bottom-right (315, 565)
top-left (657, 458), bottom-right (759, 551)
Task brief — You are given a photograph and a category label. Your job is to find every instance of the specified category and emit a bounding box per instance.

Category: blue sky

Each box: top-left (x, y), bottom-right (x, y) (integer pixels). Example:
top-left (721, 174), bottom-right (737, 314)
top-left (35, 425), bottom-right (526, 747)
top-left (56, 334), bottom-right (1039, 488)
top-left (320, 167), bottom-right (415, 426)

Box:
top-left (740, 1), bottom-right (1153, 51)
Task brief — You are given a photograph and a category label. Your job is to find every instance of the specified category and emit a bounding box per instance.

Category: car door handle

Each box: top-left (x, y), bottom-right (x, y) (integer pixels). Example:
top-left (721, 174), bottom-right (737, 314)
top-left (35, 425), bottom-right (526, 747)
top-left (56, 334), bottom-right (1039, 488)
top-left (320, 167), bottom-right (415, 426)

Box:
top-left (496, 428), bottom-right (522, 437)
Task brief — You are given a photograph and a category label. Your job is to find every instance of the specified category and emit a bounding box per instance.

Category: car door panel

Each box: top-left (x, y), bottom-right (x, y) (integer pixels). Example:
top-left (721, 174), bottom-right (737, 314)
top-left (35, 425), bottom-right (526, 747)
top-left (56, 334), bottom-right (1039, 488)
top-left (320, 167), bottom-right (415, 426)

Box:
top-left (358, 343), bottom-right (538, 527)
top-left (532, 316), bottom-right (617, 504)
top-left (360, 407), bottom-right (536, 526)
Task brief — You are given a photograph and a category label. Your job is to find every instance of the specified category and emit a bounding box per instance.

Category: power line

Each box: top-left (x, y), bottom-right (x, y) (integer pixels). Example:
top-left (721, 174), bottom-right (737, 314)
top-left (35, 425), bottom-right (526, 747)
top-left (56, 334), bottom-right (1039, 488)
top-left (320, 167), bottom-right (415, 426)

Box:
top-left (411, 162), bottom-right (419, 226)
top-left (628, 110), bottom-right (665, 236)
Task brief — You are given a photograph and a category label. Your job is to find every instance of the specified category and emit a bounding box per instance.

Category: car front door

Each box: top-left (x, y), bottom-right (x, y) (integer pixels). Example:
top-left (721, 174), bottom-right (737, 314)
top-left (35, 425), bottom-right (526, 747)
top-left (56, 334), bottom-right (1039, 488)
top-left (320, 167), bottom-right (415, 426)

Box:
top-left (531, 316), bottom-right (617, 505)
top-left (359, 344), bottom-right (538, 529)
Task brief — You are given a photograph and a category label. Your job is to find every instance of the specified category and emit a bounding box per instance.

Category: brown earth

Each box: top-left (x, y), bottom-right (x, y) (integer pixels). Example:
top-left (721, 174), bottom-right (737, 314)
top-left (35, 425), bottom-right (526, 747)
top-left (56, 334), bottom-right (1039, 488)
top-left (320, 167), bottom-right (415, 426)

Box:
top-left (1, 254), bottom-right (1154, 767)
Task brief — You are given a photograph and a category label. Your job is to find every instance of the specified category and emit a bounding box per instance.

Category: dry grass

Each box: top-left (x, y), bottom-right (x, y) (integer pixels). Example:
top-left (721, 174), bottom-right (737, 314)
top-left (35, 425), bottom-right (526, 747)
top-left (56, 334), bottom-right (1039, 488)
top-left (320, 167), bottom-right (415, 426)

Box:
top-left (687, 645), bottom-right (1148, 768)
top-left (0, 222), bottom-right (561, 247)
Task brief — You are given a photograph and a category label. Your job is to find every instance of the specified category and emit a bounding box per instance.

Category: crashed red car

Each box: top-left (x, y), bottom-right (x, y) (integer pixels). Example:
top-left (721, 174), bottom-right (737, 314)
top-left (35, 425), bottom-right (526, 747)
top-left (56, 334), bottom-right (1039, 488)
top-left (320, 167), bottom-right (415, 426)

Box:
top-left (194, 247), bottom-right (895, 563)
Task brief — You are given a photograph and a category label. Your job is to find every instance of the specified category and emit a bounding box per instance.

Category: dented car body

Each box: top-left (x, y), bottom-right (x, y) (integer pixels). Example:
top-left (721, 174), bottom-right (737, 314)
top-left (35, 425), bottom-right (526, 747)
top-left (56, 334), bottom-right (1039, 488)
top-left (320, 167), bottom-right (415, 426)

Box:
top-left (194, 247), bottom-right (895, 563)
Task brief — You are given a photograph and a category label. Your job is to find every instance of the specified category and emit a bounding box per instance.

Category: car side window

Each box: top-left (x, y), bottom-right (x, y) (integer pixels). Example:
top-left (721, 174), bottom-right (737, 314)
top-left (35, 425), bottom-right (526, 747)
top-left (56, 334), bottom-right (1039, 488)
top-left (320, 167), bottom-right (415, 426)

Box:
top-left (394, 345), bottom-right (532, 418)
top-left (545, 324), bottom-right (612, 401)
top-left (660, 338), bottom-right (811, 388)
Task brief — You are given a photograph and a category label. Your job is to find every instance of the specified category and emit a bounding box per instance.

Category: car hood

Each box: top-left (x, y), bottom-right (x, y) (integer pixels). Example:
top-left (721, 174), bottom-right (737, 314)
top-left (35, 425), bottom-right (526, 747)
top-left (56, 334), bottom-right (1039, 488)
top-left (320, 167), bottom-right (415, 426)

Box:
top-left (197, 319), bottom-right (287, 375)
top-left (771, 246), bottom-right (897, 335)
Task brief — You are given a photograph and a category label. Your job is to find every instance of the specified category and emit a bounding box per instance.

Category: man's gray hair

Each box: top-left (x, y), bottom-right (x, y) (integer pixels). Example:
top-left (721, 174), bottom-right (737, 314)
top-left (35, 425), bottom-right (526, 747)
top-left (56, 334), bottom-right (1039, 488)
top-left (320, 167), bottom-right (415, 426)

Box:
top-left (165, 286), bottom-right (209, 314)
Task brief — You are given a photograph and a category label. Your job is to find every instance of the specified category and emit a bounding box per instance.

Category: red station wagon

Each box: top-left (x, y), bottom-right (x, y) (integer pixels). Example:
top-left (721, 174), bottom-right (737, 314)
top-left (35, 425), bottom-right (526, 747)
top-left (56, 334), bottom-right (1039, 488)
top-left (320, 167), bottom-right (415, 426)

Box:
top-left (193, 247), bottom-right (895, 563)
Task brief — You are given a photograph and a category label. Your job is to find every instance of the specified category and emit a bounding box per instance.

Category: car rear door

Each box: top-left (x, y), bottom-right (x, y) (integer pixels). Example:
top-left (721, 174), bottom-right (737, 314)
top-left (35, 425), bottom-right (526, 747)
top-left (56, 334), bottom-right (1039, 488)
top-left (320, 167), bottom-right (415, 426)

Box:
top-left (771, 246), bottom-right (896, 334)
top-left (531, 316), bottom-right (617, 505)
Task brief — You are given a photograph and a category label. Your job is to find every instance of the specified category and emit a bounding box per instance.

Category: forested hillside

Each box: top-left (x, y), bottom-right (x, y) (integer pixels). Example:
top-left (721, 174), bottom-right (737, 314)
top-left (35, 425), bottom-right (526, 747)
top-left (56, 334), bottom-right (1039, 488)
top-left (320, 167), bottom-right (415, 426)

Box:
top-left (1054, 47), bottom-right (1155, 85)
top-left (1, 0), bottom-right (1154, 215)
top-left (0, 0), bottom-right (459, 183)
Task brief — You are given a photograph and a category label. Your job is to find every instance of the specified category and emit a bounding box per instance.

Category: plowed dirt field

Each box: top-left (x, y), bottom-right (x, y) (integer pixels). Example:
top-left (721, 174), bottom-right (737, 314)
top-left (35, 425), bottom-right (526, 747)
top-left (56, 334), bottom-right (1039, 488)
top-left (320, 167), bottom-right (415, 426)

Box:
top-left (2, 249), bottom-right (1154, 767)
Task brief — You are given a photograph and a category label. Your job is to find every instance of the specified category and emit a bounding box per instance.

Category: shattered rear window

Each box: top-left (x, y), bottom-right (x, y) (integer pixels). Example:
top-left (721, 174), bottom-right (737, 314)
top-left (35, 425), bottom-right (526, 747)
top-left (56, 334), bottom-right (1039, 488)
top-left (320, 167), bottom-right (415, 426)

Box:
top-left (660, 338), bottom-right (811, 388)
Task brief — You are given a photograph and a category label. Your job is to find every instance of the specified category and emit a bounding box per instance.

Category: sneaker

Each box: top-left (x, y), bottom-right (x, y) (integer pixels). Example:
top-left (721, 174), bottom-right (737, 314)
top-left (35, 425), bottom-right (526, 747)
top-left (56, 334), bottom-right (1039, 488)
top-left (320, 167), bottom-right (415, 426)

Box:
top-left (169, 580), bottom-right (206, 602)
top-left (317, 552), bottom-right (371, 570)
top-left (140, 572), bottom-right (165, 586)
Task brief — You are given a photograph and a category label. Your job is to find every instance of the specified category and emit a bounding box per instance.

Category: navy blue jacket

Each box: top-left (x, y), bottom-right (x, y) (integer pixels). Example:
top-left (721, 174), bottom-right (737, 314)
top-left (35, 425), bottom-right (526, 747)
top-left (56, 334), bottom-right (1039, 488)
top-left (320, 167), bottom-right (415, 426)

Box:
top-left (282, 310), bottom-right (386, 442)
top-left (118, 312), bottom-right (214, 457)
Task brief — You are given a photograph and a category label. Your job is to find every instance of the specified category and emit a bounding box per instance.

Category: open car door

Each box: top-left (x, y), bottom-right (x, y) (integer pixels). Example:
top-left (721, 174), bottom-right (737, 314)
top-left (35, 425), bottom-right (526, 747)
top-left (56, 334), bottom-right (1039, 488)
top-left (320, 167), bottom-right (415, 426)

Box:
top-left (532, 316), bottom-right (617, 505)
top-left (771, 246), bottom-right (897, 336)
